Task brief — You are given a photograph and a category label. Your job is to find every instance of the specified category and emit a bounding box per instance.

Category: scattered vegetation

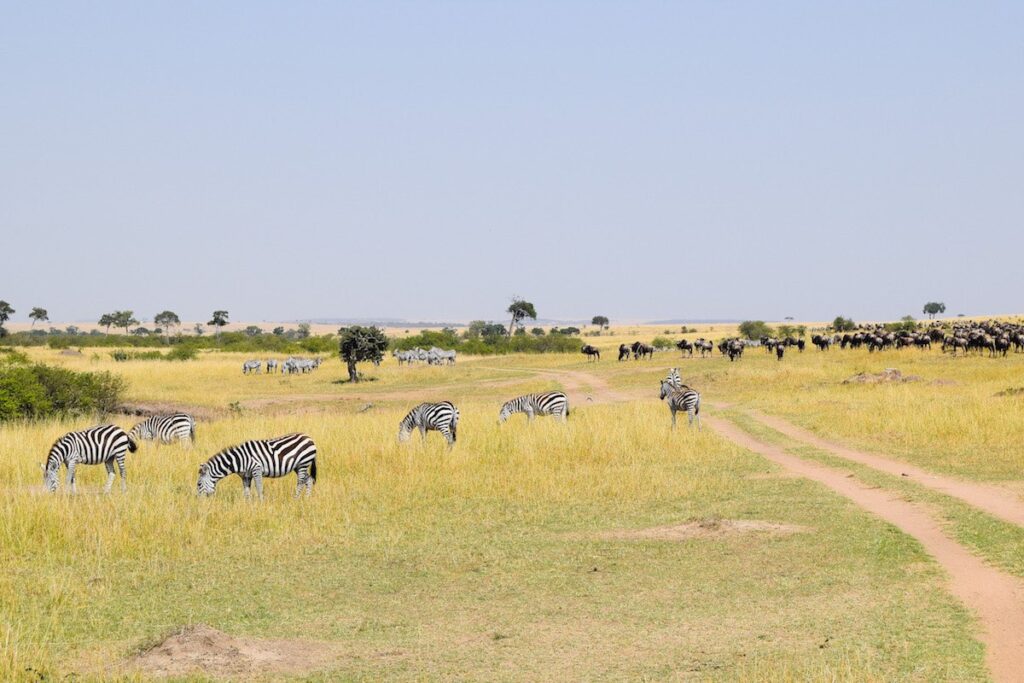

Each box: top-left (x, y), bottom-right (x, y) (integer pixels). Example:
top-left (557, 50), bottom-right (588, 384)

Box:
top-left (0, 354), bottom-right (124, 420)
top-left (738, 320), bottom-right (774, 340)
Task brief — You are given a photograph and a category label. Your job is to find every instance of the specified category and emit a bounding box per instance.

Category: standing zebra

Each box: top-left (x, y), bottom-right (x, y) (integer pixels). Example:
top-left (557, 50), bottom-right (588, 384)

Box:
top-left (196, 433), bottom-right (317, 499)
top-left (129, 412), bottom-right (195, 446)
top-left (659, 379), bottom-right (701, 430)
top-left (498, 391), bottom-right (569, 423)
top-left (42, 425), bottom-right (137, 493)
top-left (265, 359), bottom-right (278, 374)
top-left (398, 401), bottom-right (459, 447)
top-left (242, 359), bottom-right (261, 375)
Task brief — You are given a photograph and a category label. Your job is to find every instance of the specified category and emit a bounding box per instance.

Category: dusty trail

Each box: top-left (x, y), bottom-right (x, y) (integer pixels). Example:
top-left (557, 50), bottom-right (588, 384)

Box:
top-left (707, 415), bottom-right (1024, 683)
top-left (475, 365), bottom-right (639, 405)
top-left (743, 410), bottom-right (1024, 529)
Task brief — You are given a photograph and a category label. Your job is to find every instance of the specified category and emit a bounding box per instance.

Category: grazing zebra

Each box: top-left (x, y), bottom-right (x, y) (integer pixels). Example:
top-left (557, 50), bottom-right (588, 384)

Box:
top-left (398, 401), bottom-right (459, 447)
top-left (196, 433), bottom-right (317, 499)
top-left (242, 359), bottom-right (261, 375)
top-left (498, 391), bottom-right (569, 423)
top-left (581, 344), bottom-right (601, 361)
top-left (42, 425), bottom-right (137, 494)
top-left (659, 379), bottom-right (701, 430)
top-left (265, 359), bottom-right (278, 374)
top-left (129, 412), bottom-right (195, 445)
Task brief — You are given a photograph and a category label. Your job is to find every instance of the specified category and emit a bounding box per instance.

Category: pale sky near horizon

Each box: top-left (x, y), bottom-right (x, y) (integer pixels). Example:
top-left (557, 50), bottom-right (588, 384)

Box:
top-left (3, 2), bottom-right (1022, 325)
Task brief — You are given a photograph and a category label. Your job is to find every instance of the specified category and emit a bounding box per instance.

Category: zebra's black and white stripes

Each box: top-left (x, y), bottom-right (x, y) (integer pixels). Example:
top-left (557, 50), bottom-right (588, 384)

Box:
top-left (42, 425), bottom-right (138, 493)
top-left (196, 433), bottom-right (317, 499)
top-left (129, 413), bottom-right (195, 445)
top-left (660, 373), bottom-right (701, 430)
top-left (498, 392), bottom-right (569, 423)
top-left (398, 401), bottom-right (459, 447)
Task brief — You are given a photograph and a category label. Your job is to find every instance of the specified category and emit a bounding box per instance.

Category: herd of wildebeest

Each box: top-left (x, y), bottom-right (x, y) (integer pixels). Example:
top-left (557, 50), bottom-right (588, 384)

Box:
top-left (582, 320), bottom-right (1024, 363)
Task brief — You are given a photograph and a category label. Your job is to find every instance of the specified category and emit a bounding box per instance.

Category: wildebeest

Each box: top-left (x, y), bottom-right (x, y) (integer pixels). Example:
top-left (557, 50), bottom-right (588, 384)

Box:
top-left (581, 344), bottom-right (601, 361)
top-left (618, 344), bottom-right (631, 361)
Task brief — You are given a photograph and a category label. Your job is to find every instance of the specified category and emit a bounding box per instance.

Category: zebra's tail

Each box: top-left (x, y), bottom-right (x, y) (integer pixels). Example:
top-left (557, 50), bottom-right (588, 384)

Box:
top-left (126, 436), bottom-right (138, 453)
top-left (695, 393), bottom-right (701, 415)
top-left (189, 420), bottom-right (196, 441)
top-left (310, 459), bottom-right (317, 483)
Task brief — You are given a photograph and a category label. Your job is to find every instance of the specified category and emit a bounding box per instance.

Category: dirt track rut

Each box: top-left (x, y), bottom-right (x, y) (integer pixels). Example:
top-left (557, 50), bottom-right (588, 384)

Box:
top-left (707, 415), bottom-right (1024, 682)
top-left (742, 410), bottom-right (1024, 528)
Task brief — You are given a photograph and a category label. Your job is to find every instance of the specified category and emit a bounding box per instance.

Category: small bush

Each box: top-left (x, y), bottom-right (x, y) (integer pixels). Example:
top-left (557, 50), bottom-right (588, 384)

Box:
top-left (0, 363), bottom-right (125, 421)
top-left (652, 336), bottom-right (675, 350)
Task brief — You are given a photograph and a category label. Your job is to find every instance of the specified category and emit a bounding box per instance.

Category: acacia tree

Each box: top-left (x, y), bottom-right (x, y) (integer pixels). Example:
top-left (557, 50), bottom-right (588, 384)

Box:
top-left (506, 298), bottom-right (537, 336)
top-left (113, 310), bottom-right (138, 334)
top-left (831, 316), bottom-right (856, 332)
top-left (0, 300), bottom-right (13, 336)
top-left (591, 315), bottom-right (609, 330)
top-left (154, 310), bottom-right (180, 339)
top-left (922, 302), bottom-right (946, 319)
top-left (338, 325), bottom-right (388, 382)
top-left (97, 313), bottom-right (114, 334)
top-left (29, 307), bottom-right (48, 327)
top-left (208, 310), bottom-right (229, 337)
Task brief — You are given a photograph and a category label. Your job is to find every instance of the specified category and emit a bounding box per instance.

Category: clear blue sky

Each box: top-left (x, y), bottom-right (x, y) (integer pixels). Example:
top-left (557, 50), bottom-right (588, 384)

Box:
top-left (3, 2), bottom-right (1022, 324)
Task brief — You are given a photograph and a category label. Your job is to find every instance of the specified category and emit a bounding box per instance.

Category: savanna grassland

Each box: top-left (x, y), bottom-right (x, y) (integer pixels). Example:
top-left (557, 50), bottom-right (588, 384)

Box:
top-left (3, 323), bottom-right (1022, 681)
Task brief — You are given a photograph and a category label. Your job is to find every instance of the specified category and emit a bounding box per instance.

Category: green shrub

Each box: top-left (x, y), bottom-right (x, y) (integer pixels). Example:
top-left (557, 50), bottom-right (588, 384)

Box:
top-left (0, 363), bottom-right (125, 421)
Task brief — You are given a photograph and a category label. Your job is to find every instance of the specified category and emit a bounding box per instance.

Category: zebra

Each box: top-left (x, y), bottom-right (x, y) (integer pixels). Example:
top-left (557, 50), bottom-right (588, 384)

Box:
top-left (498, 391), bottom-right (569, 423)
top-left (398, 401), bottom-right (459, 447)
top-left (242, 359), bottom-right (261, 375)
top-left (659, 379), bottom-right (701, 430)
top-left (129, 412), bottom-right (195, 445)
top-left (265, 359), bottom-right (278, 374)
top-left (665, 367), bottom-right (684, 388)
top-left (42, 425), bottom-right (138, 493)
top-left (196, 433), bottom-right (317, 499)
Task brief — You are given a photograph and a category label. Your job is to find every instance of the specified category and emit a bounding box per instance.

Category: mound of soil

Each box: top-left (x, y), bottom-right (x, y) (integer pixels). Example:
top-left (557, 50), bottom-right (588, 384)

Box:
top-left (116, 402), bottom-right (221, 421)
top-left (598, 518), bottom-right (807, 541)
top-left (128, 624), bottom-right (340, 679)
top-left (843, 368), bottom-right (921, 384)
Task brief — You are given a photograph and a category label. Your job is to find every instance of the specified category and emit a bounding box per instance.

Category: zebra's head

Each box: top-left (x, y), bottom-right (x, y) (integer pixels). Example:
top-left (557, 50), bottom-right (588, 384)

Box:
top-left (42, 461), bottom-right (59, 492)
top-left (497, 401), bottom-right (513, 423)
top-left (659, 379), bottom-right (675, 401)
top-left (196, 463), bottom-right (217, 496)
top-left (397, 424), bottom-right (412, 442)
top-left (130, 421), bottom-right (153, 441)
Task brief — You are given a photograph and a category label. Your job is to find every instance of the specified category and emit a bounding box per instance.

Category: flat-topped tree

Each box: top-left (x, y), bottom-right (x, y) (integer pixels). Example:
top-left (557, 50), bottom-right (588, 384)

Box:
top-left (0, 300), bottom-right (13, 336)
top-left (29, 307), bottom-right (48, 327)
top-left (208, 310), bottom-right (229, 337)
top-left (154, 311), bottom-right (180, 338)
top-left (507, 298), bottom-right (537, 336)
top-left (113, 310), bottom-right (138, 334)
top-left (339, 325), bottom-right (388, 382)
top-left (98, 313), bottom-right (114, 334)
top-left (923, 302), bottom-right (946, 319)
top-left (591, 316), bottom-right (609, 330)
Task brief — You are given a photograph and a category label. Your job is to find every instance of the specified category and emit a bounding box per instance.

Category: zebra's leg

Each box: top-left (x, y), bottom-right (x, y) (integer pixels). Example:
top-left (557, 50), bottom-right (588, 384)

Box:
top-left (294, 469), bottom-right (306, 497)
top-left (253, 472), bottom-right (264, 501)
top-left (670, 408), bottom-right (677, 430)
top-left (242, 476), bottom-right (251, 499)
top-left (526, 409), bottom-right (534, 422)
top-left (418, 424), bottom-right (427, 441)
top-left (442, 427), bottom-right (454, 449)
top-left (67, 461), bottom-right (77, 494)
top-left (117, 455), bottom-right (127, 492)
top-left (103, 460), bottom-right (115, 494)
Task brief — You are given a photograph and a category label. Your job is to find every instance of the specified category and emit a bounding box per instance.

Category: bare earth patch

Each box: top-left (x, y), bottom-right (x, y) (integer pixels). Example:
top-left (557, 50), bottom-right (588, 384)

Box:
top-left (127, 624), bottom-right (342, 679)
top-left (598, 518), bottom-right (808, 541)
top-left (116, 401), bottom-right (223, 421)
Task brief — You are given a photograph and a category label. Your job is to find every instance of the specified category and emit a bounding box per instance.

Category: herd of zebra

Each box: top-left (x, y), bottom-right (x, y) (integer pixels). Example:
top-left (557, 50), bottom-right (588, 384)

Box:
top-left (39, 369), bottom-right (702, 498)
top-left (242, 357), bottom-right (324, 375)
top-left (393, 347), bottom-right (457, 365)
